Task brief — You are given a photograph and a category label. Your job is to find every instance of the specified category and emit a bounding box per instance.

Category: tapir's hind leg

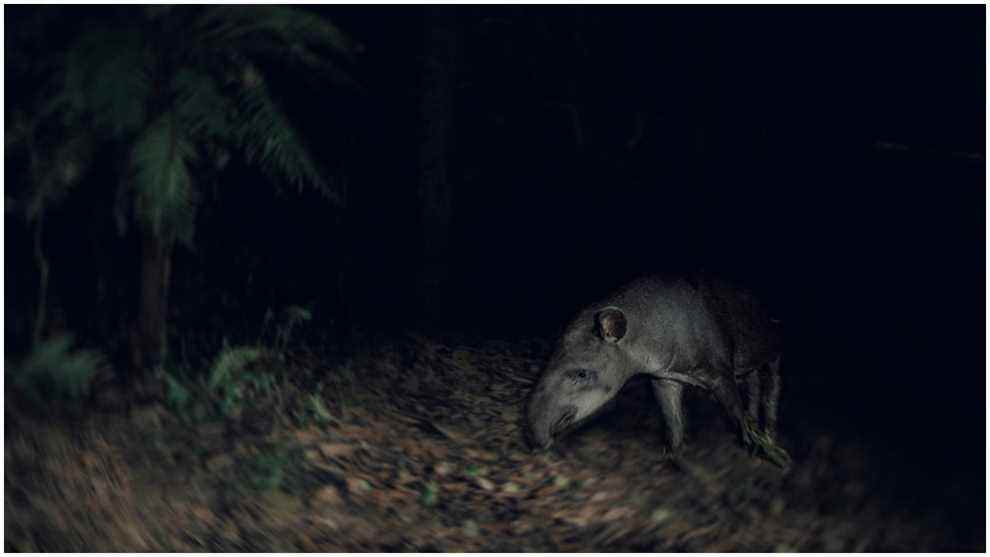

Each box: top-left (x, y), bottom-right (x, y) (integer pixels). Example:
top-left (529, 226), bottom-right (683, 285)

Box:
top-left (763, 355), bottom-right (782, 441)
top-left (709, 372), bottom-right (756, 449)
top-left (745, 370), bottom-right (761, 423)
top-left (652, 379), bottom-right (686, 451)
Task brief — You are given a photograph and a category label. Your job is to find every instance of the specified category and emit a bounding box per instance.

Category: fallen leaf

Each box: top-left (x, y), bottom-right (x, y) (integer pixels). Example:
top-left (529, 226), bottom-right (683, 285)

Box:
top-left (453, 350), bottom-right (474, 369)
top-left (511, 519), bottom-right (532, 534)
top-left (293, 428), bottom-right (323, 444)
top-left (346, 477), bottom-right (372, 494)
top-left (590, 491), bottom-right (614, 503)
top-left (427, 445), bottom-right (449, 459)
top-left (651, 507), bottom-right (672, 524)
top-left (198, 423), bottom-right (225, 438)
top-left (433, 424), bottom-right (469, 442)
top-left (314, 485), bottom-right (344, 505)
top-left (770, 497), bottom-right (786, 516)
top-left (602, 506), bottom-right (634, 521)
top-left (221, 522), bottom-right (239, 542)
top-left (466, 449), bottom-right (496, 461)
top-left (502, 482), bottom-right (523, 495)
top-left (421, 481), bottom-right (438, 507)
top-left (319, 442), bottom-right (356, 459)
top-left (190, 505), bottom-right (216, 525)
top-left (554, 506), bottom-right (595, 527)
top-left (205, 454), bottom-right (234, 473)
top-left (434, 461), bottom-right (454, 476)
top-left (465, 464), bottom-right (485, 477)
top-left (398, 469), bottom-right (417, 485)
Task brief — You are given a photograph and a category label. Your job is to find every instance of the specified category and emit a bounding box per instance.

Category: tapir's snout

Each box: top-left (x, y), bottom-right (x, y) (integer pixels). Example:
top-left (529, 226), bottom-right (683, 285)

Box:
top-left (528, 425), bottom-right (553, 451)
top-left (526, 388), bottom-right (576, 451)
top-left (525, 400), bottom-right (553, 450)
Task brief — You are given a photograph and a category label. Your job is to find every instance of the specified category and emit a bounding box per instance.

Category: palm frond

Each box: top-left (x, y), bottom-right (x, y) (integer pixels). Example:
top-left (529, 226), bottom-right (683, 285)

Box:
top-left (192, 6), bottom-right (359, 60)
top-left (172, 66), bottom-right (232, 140)
top-left (253, 40), bottom-right (363, 92)
top-left (64, 24), bottom-right (152, 138)
top-left (130, 111), bottom-right (197, 244)
top-left (190, 7), bottom-right (361, 93)
top-left (232, 69), bottom-right (344, 205)
top-left (23, 127), bottom-right (95, 222)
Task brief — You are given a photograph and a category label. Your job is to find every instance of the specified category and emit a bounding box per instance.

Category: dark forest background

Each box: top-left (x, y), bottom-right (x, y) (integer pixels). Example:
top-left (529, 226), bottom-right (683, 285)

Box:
top-left (5, 5), bottom-right (985, 521)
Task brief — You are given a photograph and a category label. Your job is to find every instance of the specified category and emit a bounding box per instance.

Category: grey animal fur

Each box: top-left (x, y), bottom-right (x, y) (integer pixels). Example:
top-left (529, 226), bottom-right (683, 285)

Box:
top-left (526, 274), bottom-right (782, 453)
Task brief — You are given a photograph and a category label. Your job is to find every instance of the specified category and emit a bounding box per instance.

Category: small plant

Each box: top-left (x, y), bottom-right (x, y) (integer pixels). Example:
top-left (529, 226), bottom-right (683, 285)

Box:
top-left (163, 344), bottom-right (277, 422)
top-left (743, 418), bottom-right (792, 470)
top-left (208, 345), bottom-right (262, 390)
top-left (207, 344), bottom-right (265, 418)
top-left (307, 394), bottom-right (333, 425)
top-left (7, 335), bottom-right (103, 409)
top-left (163, 371), bottom-right (192, 410)
top-left (262, 304), bottom-right (313, 355)
top-left (244, 446), bottom-right (291, 492)
top-left (324, 360), bottom-right (358, 407)
top-left (162, 369), bottom-right (214, 424)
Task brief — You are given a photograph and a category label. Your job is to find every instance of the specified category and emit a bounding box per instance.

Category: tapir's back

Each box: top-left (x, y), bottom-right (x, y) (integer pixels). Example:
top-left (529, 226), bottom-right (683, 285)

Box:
top-left (596, 274), bottom-right (781, 372)
top-left (696, 276), bottom-right (782, 371)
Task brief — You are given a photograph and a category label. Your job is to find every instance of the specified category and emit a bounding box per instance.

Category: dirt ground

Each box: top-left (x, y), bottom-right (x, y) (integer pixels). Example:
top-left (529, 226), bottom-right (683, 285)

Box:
top-left (4, 332), bottom-right (984, 551)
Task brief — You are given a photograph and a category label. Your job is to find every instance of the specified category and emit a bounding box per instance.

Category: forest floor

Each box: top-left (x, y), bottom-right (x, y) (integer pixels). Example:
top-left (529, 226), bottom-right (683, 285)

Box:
top-left (5, 331), bottom-right (984, 551)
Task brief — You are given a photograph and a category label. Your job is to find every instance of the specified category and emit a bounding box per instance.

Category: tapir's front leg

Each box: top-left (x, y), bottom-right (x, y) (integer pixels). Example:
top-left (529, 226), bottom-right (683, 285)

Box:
top-left (652, 379), bottom-right (686, 451)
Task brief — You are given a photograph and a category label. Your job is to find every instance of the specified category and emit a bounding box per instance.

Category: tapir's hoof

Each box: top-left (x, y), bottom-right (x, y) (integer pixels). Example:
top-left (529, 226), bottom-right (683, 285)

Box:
top-left (666, 434), bottom-right (690, 454)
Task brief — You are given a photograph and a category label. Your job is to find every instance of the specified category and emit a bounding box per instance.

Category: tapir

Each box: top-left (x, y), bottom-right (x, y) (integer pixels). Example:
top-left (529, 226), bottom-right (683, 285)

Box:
top-left (526, 274), bottom-right (782, 455)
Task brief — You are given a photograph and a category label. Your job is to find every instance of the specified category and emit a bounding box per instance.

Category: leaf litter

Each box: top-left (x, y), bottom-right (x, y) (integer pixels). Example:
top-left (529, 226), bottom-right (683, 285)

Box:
top-left (5, 331), bottom-right (980, 551)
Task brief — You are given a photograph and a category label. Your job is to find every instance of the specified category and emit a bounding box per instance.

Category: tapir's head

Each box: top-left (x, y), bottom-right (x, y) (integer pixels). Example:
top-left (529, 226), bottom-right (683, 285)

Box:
top-left (526, 306), bottom-right (638, 450)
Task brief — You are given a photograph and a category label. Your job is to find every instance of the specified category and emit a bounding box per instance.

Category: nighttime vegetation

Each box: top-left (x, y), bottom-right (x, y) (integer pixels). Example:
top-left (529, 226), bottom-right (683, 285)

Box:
top-left (5, 5), bottom-right (985, 551)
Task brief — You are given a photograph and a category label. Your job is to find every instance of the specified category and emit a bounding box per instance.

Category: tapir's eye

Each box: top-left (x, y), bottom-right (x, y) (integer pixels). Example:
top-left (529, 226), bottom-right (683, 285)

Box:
top-left (565, 368), bottom-right (597, 383)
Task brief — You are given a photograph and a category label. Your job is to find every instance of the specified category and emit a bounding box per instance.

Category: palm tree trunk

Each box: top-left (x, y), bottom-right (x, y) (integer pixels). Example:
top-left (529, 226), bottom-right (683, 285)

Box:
top-left (132, 229), bottom-right (172, 373)
top-left (416, 6), bottom-right (458, 320)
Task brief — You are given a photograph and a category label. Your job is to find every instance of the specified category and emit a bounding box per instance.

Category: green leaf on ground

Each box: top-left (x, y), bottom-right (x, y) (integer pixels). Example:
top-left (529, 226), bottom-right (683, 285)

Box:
top-left (420, 481), bottom-right (438, 507)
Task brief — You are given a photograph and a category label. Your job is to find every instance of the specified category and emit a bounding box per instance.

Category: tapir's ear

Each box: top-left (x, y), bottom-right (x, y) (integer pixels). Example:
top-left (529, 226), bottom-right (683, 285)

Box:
top-left (596, 307), bottom-right (627, 343)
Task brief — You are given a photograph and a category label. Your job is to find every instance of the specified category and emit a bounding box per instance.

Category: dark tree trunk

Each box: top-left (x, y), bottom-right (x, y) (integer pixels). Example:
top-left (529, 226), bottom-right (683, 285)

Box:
top-left (416, 6), bottom-right (458, 322)
top-left (131, 229), bottom-right (172, 374)
top-left (31, 209), bottom-right (49, 347)
top-left (566, 7), bottom-right (589, 153)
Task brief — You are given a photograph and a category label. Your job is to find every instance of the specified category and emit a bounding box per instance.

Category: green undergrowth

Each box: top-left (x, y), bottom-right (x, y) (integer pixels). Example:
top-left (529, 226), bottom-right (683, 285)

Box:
top-left (743, 419), bottom-right (792, 470)
top-left (6, 335), bottom-right (105, 414)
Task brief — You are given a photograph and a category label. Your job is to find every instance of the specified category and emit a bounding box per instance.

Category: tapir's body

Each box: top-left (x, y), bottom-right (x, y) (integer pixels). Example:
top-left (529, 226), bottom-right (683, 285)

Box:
top-left (527, 274), bottom-right (782, 453)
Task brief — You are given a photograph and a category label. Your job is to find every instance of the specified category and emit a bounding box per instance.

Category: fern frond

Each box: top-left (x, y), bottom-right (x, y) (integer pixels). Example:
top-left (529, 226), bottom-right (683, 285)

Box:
top-left (8, 334), bottom-right (104, 404)
top-left (130, 112), bottom-right (197, 244)
top-left (232, 70), bottom-right (344, 205)
top-left (208, 345), bottom-right (262, 391)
